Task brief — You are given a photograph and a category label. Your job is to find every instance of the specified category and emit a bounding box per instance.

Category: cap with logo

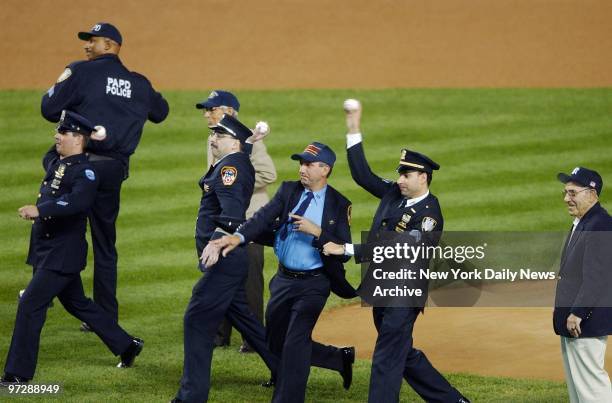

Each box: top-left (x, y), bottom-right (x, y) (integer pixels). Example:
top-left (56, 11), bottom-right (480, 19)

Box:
top-left (557, 167), bottom-right (603, 196)
top-left (290, 142), bottom-right (336, 167)
top-left (78, 22), bottom-right (123, 45)
top-left (397, 149), bottom-right (440, 174)
top-left (210, 114), bottom-right (252, 144)
top-left (195, 90), bottom-right (240, 112)
top-left (57, 110), bottom-right (96, 136)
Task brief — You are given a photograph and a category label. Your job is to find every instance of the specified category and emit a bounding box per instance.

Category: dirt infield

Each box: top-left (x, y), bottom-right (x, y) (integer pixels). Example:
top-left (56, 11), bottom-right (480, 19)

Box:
top-left (314, 306), bottom-right (612, 381)
top-left (2, 0), bottom-right (612, 89)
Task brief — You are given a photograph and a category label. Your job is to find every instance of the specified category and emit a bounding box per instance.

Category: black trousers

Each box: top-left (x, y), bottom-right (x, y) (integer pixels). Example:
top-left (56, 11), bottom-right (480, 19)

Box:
top-left (216, 242), bottom-right (265, 346)
top-left (88, 159), bottom-right (125, 321)
top-left (176, 248), bottom-right (278, 403)
top-left (368, 307), bottom-right (464, 403)
top-left (267, 270), bottom-right (331, 403)
top-left (3, 268), bottom-right (133, 380)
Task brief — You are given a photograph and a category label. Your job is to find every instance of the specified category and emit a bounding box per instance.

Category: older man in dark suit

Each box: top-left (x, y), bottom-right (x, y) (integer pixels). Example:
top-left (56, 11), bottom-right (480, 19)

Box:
top-left (555, 166), bottom-right (612, 403)
top-left (212, 142), bottom-right (355, 403)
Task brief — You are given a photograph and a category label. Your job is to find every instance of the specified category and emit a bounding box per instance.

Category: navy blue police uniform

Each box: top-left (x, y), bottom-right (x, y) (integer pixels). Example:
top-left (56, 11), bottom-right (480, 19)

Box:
top-left (2, 111), bottom-right (142, 384)
top-left (40, 23), bottom-right (169, 321)
top-left (175, 115), bottom-right (278, 403)
top-left (347, 142), bottom-right (469, 403)
top-left (236, 143), bottom-right (355, 403)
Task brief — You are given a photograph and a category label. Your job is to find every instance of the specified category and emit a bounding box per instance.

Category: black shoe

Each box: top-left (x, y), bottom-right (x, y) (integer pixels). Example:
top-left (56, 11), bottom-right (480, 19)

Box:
top-left (169, 399), bottom-right (183, 403)
top-left (1, 373), bottom-right (29, 386)
top-left (80, 322), bottom-right (92, 332)
top-left (117, 338), bottom-right (144, 368)
top-left (340, 346), bottom-right (355, 390)
top-left (238, 343), bottom-right (254, 354)
top-left (261, 378), bottom-right (275, 388)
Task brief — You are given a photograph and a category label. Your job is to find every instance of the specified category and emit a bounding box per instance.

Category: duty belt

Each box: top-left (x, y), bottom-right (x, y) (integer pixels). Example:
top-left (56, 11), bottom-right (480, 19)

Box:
top-left (279, 264), bottom-right (324, 279)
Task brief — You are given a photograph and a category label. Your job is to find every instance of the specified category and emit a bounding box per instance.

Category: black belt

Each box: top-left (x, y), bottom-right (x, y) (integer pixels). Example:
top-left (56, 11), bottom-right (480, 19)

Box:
top-left (279, 265), bottom-right (324, 278)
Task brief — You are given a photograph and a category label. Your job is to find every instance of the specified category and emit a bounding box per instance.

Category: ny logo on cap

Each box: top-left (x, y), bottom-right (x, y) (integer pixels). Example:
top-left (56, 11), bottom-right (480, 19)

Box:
top-left (304, 144), bottom-right (321, 156)
top-left (208, 91), bottom-right (218, 99)
top-left (93, 24), bottom-right (102, 31)
top-left (572, 167), bottom-right (580, 175)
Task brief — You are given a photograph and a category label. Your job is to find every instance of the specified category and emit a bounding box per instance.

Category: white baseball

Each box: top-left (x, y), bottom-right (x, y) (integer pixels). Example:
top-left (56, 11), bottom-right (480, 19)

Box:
top-left (255, 121), bottom-right (269, 135)
top-left (91, 125), bottom-right (107, 141)
top-left (343, 98), bottom-right (360, 111)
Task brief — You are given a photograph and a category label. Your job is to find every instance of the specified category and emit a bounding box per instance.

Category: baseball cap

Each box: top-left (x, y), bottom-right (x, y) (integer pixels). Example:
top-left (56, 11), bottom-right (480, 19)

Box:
top-left (196, 90), bottom-right (240, 111)
top-left (78, 22), bottom-right (123, 45)
top-left (397, 149), bottom-right (440, 174)
top-left (557, 167), bottom-right (603, 195)
top-left (210, 114), bottom-right (252, 144)
top-left (57, 110), bottom-right (96, 136)
top-left (291, 142), bottom-right (336, 167)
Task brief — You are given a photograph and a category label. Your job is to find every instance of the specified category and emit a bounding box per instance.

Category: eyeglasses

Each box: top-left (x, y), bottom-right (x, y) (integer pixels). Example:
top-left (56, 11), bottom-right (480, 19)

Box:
top-left (561, 188), bottom-right (591, 198)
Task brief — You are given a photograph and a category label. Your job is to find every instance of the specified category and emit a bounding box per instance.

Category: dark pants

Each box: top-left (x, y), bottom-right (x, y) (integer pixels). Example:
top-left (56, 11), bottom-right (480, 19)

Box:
top-left (267, 270), bottom-right (331, 403)
top-left (4, 268), bottom-right (133, 380)
top-left (368, 307), bottom-right (464, 403)
top-left (176, 248), bottom-right (278, 403)
top-left (216, 242), bottom-right (265, 346)
top-left (88, 159), bottom-right (125, 321)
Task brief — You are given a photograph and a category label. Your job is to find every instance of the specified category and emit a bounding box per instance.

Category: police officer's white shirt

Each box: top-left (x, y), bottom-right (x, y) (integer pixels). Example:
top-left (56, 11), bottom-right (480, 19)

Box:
top-left (568, 217), bottom-right (580, 244)
top-left (346, 133), bottom-right (363, 149)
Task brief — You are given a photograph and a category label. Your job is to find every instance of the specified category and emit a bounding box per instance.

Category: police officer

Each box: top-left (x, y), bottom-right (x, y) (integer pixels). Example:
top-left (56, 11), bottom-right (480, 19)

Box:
top-left (323, 101), bottom-right (470, 403)
top-left (196, 90), bottom-right (277, 352)
top-left (40, 22), bottom-right (170, 326)
top-left (173, 114), bottom-right (278, 403)
top-left (212, 142), bottom-right (356, 403)
top-left (1, 111), bottom-right (143, 386)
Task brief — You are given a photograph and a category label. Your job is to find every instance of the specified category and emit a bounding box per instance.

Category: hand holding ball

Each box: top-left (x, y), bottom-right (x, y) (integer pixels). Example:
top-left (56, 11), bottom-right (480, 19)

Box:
top-left (343, 98), bottom-right (361, 112)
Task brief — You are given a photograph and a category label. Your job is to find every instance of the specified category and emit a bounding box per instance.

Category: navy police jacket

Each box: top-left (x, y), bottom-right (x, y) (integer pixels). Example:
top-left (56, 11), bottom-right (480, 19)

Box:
top-left (195, 152), bottom-right (255, 257)
top-left (347, 142), bottom-right (444, 261)
top-left (41, 54), bottom-right (169, 165)
top-left (26, 153), bottom-right (98, 273)
top-left (237, 181), bottom-right (357, 299)
top-left (554, 202), bottom-right (612, 337)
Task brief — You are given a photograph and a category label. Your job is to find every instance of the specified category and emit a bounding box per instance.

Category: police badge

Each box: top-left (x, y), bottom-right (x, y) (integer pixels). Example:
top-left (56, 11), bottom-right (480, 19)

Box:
top-left (421, 217), bottom-right (437, 232)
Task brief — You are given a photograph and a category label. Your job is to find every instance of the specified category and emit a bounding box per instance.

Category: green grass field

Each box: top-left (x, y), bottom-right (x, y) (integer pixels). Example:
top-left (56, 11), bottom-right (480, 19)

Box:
top-left (1, 89), bottom-right (610, 402)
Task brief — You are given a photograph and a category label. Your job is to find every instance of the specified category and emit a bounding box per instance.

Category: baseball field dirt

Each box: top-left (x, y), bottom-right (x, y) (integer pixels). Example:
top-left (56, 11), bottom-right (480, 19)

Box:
top-left (3, 0), bottom-right (610, 385)
top-left (1, 0), bottom-right (611, 89)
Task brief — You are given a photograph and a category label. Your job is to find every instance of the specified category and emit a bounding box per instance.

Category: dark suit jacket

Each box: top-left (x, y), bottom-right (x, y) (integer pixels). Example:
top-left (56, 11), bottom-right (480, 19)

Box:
top-left (238, 180), bottom-right (357, 298)
top-left (553, 202), bottom-right (612, 337)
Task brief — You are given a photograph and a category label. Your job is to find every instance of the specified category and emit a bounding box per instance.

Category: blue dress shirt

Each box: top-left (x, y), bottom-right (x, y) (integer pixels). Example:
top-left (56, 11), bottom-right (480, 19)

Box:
top-left (274, 186), bottom-right (327, 270)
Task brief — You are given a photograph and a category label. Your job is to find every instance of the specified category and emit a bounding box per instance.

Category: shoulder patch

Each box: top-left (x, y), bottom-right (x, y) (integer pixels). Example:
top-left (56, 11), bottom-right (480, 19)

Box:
top-left (221, 166), bottom-right (237, 186)
top-left (85, 169), bottom-right (96, 181)
top-left (57, 68), bottom-right (72, 83)
top-left (421, 217), bottom-right (437, 232)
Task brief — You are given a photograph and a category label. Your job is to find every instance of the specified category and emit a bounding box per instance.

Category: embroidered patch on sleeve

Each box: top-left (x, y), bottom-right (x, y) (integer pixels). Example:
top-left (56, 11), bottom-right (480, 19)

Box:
top-left (85, 169), bottom-right (96, 181)
top-left (57, 68), bottom-right (72, 83)
top-left (221, 166), bottom-right (238, 186)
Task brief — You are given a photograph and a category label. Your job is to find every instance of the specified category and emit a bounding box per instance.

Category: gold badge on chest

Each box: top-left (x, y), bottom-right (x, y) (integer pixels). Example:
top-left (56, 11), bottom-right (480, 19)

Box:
top-left (50, 163), bottom-right (67, 190)
top-left (394, 212), bottom-right (412, 232)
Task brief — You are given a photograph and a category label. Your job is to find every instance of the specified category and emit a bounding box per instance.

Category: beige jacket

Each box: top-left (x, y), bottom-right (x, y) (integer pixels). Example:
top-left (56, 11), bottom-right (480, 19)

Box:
top-left (207, 138), bottom-right (277, 219)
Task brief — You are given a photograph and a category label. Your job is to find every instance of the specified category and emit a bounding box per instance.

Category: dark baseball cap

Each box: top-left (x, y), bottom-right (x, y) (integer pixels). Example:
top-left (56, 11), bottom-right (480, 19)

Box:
top-left (57, 110), bottom-right (96, 136)
top-left (210, 114), bottom-right (252, 144)
top-left (291, 142), bottom-right (336, 167)
top-left (397, 149), bottom-right (440, 174)
top-left (195, 90), bottom-right (240, 111)
top-left (78, 22), bottom-right (123, 45)
top-left (558, 167), bottom-right (603, 195)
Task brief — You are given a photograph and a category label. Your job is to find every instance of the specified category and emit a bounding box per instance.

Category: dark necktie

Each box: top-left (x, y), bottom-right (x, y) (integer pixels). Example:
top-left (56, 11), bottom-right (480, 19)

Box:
top-left (280, 191), bottom-right (314, 240)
